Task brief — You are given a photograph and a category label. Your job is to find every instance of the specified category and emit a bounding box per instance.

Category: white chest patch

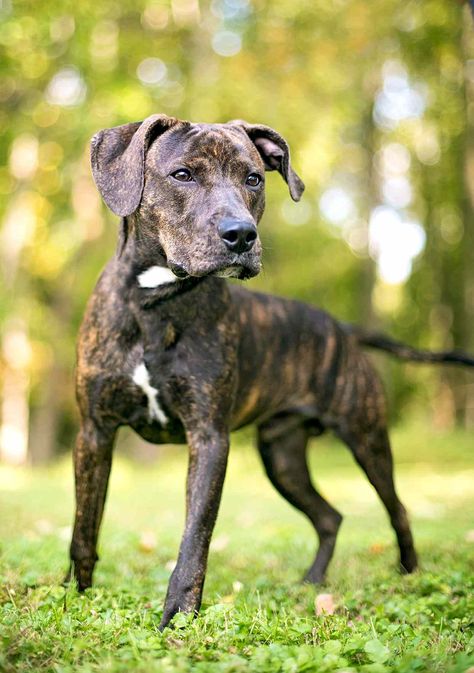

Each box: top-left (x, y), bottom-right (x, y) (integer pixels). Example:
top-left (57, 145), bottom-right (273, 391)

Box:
top-left (137, 266), bottom-right (178, 288)
top-left (132, 363), bottom-right (168, 425)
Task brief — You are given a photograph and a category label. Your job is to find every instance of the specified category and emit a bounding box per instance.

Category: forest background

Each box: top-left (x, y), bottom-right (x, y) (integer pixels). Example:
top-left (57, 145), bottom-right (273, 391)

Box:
top-left (1, 0), bottom-right (474, 464)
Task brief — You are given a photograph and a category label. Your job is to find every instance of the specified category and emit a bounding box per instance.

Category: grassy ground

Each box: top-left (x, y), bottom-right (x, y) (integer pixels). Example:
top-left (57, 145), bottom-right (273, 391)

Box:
top-left (0, 423), bottom-right (473, 673)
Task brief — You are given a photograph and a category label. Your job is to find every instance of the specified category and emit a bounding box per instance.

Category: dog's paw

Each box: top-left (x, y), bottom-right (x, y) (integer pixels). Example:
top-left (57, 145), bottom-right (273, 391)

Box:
top-left (400, 549), bottom-right (418, 574)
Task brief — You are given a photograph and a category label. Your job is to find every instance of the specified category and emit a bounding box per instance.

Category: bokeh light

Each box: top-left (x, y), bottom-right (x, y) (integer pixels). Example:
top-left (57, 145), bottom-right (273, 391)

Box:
top-left (211, 30), bottom-right (242, 57)
top-left (45, 66), bottom-right (86, 107)
top-left (369, 206), bottom-right (426, 284)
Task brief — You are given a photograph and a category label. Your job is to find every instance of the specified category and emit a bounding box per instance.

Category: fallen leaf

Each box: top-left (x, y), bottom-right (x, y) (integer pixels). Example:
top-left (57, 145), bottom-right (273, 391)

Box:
top-left (315, 593), bottom-right (335, 615)
top-left (166, 637), bottom-right (184, 648)
top-left (138, 530), bottom-right (157, 552)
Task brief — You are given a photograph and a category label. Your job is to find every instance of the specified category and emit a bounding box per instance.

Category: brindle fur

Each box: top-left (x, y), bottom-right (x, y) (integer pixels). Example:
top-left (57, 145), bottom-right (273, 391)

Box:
top-left (69, 115), bottom-right (434, 629)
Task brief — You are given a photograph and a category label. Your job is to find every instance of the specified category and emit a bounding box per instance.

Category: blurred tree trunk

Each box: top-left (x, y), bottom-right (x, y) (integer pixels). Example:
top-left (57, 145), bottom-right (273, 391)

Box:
top-left (28, 360), bottom-right (62, 464)
top-left (28, 278), bottom-right (76, 463)
top-left (431, 6), bottom-right (474, 428)
top-left (356, 104), bottom-right (378, 327)
top-left (460, 4), bottom-right (474, 427)
top-left (359, 109), bottom-right (377, 327)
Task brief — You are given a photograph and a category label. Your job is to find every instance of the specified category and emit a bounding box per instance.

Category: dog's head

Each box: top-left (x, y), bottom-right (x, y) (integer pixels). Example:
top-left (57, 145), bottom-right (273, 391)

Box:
top-left (91, 114), bottom-right (304, 280)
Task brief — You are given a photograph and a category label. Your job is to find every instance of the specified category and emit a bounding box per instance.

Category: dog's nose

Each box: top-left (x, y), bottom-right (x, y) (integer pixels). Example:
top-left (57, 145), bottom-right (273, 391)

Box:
top-left (218, 219), bottom-right (258, 254)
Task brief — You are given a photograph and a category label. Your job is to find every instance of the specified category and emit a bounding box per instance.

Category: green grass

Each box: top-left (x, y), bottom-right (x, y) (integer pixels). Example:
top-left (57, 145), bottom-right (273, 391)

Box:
top-left (1, 423), bottom-right (473, 672)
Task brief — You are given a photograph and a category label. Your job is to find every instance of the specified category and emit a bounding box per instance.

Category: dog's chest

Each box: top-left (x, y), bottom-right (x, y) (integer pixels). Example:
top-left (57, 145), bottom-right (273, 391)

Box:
top-left (131, 362), bottom-right (168, 425)
top-left (127, 359), bottom-right (186, 444)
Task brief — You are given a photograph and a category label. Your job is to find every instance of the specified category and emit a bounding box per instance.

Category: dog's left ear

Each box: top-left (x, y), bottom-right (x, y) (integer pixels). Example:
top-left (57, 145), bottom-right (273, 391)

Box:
top-left (230, 121), bottom-right (305, 201)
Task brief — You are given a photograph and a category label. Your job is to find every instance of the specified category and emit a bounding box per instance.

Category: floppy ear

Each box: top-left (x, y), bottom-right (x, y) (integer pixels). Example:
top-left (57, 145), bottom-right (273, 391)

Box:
top-left (230, 120), bottom-right (305, 201)
top-left (90, 114), bottom-right (180, 216)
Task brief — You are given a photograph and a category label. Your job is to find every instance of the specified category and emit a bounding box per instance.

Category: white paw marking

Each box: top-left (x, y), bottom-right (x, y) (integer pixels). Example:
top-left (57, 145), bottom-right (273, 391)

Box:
top-left (137, 266), bottom-right (178, 288)
top-left (132, 363), bottom-right (168, 425)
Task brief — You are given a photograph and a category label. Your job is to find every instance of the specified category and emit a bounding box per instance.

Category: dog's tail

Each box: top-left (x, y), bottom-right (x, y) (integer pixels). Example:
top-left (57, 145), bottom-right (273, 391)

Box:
top-left (345, 325), bottom-right (474, 367)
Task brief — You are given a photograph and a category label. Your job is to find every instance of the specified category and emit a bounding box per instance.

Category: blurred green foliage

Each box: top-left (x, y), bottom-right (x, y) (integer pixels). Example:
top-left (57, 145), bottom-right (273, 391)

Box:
top-left (0, 0), bottom-right (473, 461)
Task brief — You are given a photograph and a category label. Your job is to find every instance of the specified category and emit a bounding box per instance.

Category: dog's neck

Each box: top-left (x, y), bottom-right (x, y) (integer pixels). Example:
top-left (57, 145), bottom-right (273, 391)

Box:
top-left (124, 257), bottom-right (230, 361)
top-left (117, 217), bottom-right (205, 307)
top-left (116, 219), bottom-right (231, 335)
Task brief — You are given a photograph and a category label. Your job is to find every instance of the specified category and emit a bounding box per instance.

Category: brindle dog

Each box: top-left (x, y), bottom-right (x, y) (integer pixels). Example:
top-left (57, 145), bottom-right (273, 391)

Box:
top-left (68, 114), bottom-right (474, 629)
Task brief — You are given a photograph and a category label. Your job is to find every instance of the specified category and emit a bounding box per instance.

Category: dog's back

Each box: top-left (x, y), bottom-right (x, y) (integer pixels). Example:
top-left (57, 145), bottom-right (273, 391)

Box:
top-left (229, 285), bottom-right (387, 436)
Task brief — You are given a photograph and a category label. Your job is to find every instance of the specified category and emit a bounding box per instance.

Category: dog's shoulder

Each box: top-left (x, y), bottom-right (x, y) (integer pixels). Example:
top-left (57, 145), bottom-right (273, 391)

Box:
top-left (77, 258), bottom-right (139, 369)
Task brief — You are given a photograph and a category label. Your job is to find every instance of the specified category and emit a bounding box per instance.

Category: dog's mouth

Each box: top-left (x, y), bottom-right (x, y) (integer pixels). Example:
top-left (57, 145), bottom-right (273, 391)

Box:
top-left (168, 263), bottom-right (189, 279)
top-left (214, 265), bottom-right (249, 279)
top-left (169, 260), bottom-right (260, 281)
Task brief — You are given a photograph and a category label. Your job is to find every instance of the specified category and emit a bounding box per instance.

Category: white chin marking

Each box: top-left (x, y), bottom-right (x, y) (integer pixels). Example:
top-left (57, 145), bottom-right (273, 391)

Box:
top-left (137, 266), bottom-right (178, 288)
top-left (132, 363), bottom-right (168, 425)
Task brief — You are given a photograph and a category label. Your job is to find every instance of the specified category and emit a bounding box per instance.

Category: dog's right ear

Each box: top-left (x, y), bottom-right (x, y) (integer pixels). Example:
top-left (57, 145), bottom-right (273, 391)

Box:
top-left (90, 114), bottom-right (180, 217)
top-left (230, 120), bottom-right (305, 202)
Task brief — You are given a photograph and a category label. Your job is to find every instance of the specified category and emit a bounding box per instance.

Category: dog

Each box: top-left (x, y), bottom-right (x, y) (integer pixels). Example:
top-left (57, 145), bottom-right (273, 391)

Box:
top-left (68, 114), bottom-right (474, 629)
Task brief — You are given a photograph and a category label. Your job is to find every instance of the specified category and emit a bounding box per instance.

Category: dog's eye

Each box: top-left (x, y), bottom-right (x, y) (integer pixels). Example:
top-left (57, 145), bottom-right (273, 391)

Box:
top-left (171, 169), bottom-right (193, 182)
top-left (246, 173), bottom-right (262, 188)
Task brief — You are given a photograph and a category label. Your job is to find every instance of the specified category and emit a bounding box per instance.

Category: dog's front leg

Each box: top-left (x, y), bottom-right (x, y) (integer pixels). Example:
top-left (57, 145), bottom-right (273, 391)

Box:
top-left (68, 418), bottom-right (117, 591)
top-left (159, 426), bottom-right (229, 629)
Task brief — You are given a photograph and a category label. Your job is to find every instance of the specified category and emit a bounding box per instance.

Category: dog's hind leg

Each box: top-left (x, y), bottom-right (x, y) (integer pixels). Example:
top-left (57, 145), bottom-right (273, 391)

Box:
top-left (68, 418), bottom-right (117, 590)
top-left (338, 423), bottom-right (417, 574)
top-left (257, 420), bottom-right (342, 584)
